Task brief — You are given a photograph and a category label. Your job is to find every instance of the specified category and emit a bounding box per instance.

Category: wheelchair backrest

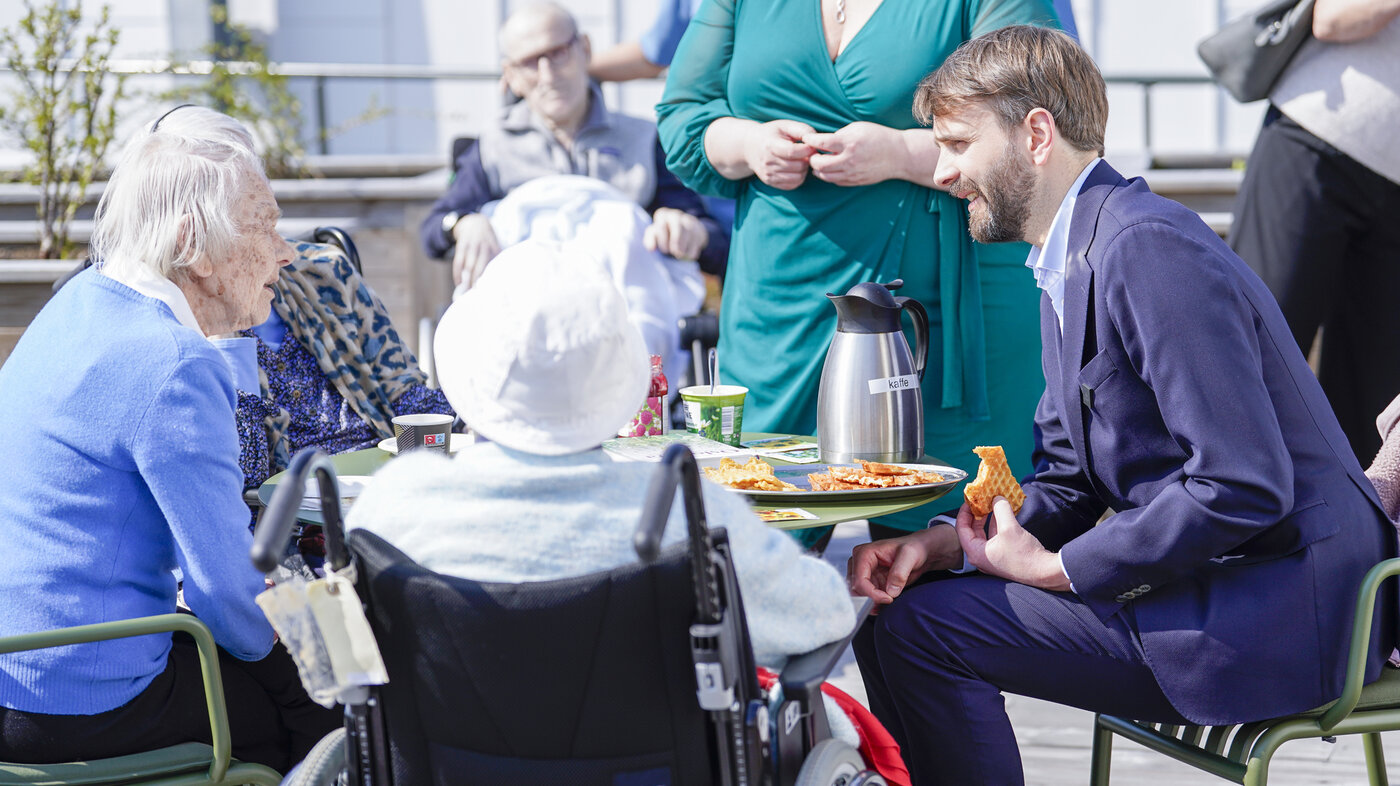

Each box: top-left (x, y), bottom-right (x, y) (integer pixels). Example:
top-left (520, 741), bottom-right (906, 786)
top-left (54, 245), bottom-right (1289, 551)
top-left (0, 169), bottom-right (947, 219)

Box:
top-left (348, 528), bottom-right (720, 786)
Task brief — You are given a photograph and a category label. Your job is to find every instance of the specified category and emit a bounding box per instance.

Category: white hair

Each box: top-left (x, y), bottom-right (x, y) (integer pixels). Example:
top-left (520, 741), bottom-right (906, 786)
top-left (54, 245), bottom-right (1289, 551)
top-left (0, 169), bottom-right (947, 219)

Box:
top-left (90, 106), bottom-right (268, 281)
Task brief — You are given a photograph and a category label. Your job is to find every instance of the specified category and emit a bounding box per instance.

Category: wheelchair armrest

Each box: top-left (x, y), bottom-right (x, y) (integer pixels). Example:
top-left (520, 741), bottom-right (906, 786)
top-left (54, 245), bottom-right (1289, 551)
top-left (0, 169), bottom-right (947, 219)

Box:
top-left (678, 311), bottom-right (719, 347)
top-left (778, 597), bottom-right (873, 706)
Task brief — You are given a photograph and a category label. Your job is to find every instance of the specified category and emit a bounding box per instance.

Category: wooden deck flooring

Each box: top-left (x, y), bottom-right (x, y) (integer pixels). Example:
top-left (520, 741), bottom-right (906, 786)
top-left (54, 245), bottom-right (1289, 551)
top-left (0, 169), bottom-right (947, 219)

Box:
top-left (821, 522), bottom-right (1398, 784)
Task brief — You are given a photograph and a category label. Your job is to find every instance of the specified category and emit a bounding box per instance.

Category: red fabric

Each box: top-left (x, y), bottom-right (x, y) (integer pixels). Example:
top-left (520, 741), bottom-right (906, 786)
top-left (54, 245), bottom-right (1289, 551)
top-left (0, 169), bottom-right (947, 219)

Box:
top-left (297, 524), bottom-right (326, 557)
top-left (756, 667), bottom-right (911, 786)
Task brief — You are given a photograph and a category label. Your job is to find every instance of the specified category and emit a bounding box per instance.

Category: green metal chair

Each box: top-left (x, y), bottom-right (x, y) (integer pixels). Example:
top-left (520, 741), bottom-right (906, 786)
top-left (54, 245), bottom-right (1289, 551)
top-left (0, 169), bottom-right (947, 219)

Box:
top-left (1090, 557), bottom-right (1400, 786)
top-left (0, 613), bottom-right (282, 786)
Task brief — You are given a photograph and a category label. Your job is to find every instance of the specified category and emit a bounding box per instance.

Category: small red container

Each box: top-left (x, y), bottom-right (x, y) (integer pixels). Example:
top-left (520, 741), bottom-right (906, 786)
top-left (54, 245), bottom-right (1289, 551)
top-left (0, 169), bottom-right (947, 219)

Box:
top-left (621, 355), bottom-right (668, 437)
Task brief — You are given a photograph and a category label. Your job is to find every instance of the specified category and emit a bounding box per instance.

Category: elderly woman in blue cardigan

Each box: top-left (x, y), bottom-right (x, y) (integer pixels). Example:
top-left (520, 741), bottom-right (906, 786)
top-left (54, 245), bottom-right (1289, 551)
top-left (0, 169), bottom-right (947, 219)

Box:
top-left (0, 108), bottom-right (338, 771)
top-left (126, 107), bottom-right (453, 502)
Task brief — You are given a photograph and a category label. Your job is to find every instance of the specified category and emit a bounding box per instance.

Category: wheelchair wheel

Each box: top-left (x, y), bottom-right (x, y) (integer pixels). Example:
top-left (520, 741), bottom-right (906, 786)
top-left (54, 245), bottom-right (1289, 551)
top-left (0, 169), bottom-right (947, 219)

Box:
top-left (794, 738), bottom-right (887, 786)
top-left (282, 727), bottom-right (347, 786)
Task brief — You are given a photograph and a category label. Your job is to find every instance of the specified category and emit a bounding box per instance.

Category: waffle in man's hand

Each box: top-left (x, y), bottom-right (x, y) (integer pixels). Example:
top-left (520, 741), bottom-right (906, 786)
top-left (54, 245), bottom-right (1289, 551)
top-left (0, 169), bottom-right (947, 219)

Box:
top-left (963, 445), bottom-right (1026, 517)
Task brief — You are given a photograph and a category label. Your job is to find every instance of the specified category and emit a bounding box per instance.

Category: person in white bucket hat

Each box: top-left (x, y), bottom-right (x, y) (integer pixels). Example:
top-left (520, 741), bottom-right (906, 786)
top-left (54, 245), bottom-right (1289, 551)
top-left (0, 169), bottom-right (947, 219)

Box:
top-left (346, 239), bottom-right (862, 736)
top-left (434, 238), bottom-right (650, 455)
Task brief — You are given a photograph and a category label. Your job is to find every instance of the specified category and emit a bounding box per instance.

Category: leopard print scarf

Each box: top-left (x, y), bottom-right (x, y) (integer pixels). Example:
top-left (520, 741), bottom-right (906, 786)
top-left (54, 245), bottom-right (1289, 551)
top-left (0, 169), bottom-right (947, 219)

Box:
top-left (257, 240), bottom-right (428, 472)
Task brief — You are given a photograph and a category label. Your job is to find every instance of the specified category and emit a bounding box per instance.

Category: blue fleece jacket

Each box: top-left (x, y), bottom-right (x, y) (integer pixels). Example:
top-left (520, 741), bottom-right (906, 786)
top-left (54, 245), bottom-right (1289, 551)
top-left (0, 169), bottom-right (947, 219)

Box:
top-left (0, 268), bottom-right (274, 715)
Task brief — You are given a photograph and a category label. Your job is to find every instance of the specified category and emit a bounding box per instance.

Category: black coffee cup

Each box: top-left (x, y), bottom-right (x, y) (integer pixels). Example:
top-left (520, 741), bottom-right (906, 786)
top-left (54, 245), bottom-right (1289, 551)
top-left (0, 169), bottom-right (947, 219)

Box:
top-left (392, 414), bottom-right (454, 455)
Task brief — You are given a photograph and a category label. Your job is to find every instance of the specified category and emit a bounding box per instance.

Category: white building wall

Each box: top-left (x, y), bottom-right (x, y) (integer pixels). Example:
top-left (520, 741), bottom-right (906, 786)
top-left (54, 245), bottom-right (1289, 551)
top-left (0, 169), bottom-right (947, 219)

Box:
top-left (0, 0), bottom-right (202, 168)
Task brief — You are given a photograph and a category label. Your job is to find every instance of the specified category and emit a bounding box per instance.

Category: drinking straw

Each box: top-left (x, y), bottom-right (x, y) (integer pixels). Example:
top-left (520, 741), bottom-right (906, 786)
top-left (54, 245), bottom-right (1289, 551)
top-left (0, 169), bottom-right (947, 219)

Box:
top-left (708, 348), bottom-right (719, 394)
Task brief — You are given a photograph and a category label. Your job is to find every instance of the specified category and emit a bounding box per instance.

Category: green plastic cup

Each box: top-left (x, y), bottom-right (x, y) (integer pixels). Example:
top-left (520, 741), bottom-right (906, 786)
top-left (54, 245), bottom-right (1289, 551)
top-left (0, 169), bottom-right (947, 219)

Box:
top-left (679, 385), bottom-right (747, 447)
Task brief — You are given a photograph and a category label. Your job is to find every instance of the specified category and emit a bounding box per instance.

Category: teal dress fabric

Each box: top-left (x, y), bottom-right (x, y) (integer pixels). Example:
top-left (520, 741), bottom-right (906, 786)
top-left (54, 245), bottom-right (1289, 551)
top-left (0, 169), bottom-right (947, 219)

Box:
top-left (657, 0), bottom-right (1057, 532)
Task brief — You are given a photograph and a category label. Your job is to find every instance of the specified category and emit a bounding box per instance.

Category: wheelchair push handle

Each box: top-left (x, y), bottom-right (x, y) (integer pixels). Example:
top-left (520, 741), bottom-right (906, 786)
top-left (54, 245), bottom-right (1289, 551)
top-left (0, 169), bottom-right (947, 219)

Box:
top-left (250, 448), bottom-right (351, 574)
top-left (635, 444), bottom-right (725, 625)
top-left (635, 443), bottom-right (709, 561)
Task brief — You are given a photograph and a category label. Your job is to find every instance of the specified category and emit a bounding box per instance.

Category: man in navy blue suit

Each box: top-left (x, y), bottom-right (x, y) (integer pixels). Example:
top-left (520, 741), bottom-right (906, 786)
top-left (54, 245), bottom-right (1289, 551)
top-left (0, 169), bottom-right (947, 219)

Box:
top-left (847, 26), bottom-right (1396, 786)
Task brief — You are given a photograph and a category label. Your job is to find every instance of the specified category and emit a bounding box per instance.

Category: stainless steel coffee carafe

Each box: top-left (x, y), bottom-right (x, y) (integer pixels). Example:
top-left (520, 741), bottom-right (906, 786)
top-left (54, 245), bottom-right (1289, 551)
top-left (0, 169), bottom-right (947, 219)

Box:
top-left (816, 279), bottom-right (929, 464)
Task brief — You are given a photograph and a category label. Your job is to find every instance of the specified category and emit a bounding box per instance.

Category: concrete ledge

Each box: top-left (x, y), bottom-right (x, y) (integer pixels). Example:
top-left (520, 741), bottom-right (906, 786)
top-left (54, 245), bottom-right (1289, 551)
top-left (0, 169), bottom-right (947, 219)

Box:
top-left (0, 260), bottom-right (79, 283)
top-left (269, 174), bottom-right (445, 202)
top-left (309, 154), bottom-right (444, 178)
top-left (0, 217), bottom-right (360, 246)
top-left (1200, 211), bottom-right (1232, 237)
top-left (1141, 168), bottom-right (1244, 195)
top-left (0, 221), bottom-right (92, 244)
top-left (0, 171), bottom-right (444, 207)
top-left (0, 183), bottom-right (103, 206)
top-left (0, 153), bottom-right (446, 186)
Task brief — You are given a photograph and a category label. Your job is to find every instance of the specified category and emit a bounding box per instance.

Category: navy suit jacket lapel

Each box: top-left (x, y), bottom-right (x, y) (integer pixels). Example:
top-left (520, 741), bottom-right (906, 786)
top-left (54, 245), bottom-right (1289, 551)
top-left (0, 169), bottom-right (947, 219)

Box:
top-left (1059, 160), bottom-right (1126, 474)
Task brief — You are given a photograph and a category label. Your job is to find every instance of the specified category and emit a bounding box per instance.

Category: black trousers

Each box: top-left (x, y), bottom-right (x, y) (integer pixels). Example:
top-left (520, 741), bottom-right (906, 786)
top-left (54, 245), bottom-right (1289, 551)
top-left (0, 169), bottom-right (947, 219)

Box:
top-left (0, 634), bottom-right (341, 773)
top-left (1230, 107), bottom-right (1400, 462)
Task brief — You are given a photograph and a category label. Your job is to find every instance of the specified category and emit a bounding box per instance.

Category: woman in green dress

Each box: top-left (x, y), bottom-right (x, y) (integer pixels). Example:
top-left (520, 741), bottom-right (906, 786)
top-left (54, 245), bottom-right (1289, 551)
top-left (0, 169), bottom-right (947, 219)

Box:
top-left (657, 0), bottom-right (1059, 538)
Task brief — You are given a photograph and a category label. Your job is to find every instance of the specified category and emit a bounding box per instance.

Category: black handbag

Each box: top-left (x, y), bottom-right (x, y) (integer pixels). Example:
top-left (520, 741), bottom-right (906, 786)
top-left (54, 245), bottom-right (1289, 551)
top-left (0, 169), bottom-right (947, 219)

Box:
top-left (1197, 0), bottom-right (1316, 103)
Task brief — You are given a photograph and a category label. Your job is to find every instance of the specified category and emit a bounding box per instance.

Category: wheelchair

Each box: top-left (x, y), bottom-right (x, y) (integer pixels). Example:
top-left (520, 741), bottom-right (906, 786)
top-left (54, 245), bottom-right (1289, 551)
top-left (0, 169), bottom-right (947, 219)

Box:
top-left (252, 444), bottom-right (884, 786)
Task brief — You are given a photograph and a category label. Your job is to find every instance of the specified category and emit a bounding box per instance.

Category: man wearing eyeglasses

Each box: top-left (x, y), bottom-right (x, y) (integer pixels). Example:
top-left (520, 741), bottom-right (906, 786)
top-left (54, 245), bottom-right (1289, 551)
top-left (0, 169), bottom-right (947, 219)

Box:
top-left (420, 1), bottom-right (728, 290)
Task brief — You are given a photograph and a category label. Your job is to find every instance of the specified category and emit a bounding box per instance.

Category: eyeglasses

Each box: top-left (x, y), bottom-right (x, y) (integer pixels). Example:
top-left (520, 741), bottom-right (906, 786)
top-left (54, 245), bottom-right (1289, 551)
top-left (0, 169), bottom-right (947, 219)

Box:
top-left (507, 34), bottom-right (579, 73)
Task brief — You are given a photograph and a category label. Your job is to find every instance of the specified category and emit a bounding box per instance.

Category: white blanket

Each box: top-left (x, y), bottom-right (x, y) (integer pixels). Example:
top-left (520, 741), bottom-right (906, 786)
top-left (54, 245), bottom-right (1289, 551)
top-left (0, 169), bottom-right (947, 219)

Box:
top-left (465, 175), bottom-right (706, 391)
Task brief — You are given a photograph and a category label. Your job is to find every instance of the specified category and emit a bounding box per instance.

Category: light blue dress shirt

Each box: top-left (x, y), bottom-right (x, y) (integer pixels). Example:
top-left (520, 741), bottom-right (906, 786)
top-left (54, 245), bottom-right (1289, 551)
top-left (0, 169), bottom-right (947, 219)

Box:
top-left (1025, 158), bottom-right (1102, 332)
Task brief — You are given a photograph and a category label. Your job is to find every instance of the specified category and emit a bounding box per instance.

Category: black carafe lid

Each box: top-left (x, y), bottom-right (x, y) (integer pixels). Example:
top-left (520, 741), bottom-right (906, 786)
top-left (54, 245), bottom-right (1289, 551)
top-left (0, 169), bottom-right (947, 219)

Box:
top-left (827, 279), bottom-right (904, 334)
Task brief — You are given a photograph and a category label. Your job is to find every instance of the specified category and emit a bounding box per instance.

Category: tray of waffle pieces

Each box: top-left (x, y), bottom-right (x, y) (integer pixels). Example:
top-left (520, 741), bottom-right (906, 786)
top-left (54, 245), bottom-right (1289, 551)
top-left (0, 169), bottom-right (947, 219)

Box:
top-left (702, 455), bottom-right (967, 503)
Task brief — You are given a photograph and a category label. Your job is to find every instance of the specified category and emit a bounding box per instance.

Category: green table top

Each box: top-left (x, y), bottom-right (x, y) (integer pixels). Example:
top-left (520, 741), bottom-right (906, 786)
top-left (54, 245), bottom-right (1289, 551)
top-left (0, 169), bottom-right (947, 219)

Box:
top-left (258, 433), bottom-right (957, 530)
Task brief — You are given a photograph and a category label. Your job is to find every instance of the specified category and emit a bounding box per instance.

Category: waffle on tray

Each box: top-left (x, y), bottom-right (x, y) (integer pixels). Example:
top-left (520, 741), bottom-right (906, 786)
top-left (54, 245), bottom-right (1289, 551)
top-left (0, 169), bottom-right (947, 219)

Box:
top-left (703, 457), bottom-right (800, 492)
top-left (807, 460), bottom-right (945, 491)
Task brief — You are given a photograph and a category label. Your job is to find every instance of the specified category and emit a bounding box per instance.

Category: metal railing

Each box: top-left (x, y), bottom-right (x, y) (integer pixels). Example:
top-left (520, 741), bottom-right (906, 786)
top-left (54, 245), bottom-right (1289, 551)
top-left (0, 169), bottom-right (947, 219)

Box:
top-left (0, 58), bottom-right (502, 156)
top-left (0, 59), bottom-right (1224, 160)
top-left (1101, 73), bottom-right (1223, 158)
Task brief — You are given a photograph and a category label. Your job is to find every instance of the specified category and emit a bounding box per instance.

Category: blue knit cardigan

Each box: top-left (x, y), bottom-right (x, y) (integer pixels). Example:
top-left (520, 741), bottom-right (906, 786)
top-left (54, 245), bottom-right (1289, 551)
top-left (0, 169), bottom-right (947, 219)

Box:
top-left (0, 269), bottom-right (274, 715)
